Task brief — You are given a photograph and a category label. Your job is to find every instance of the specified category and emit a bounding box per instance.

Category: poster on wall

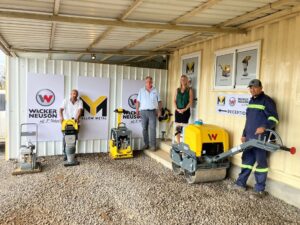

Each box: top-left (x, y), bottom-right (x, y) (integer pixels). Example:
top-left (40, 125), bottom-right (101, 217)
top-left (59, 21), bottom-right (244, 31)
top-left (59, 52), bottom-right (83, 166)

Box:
top-left (121, 79), bottom-right (144, 138)
top-left (215, 53), bottom-right (234, 88)
top-left (181, 55), bottom-right (198, 108)
top-left (236, 48), bottom-right (259, 87)
top-left (214, 41), bottom-right (261, 90)
top-left (181, 52), bottom-right (201, 122)
top-left (216, 94), bottom-right (251, 116)
top-left (27, 73), bottom-right (64, 141)
top-left (78, 76), bottom-right (110, 140)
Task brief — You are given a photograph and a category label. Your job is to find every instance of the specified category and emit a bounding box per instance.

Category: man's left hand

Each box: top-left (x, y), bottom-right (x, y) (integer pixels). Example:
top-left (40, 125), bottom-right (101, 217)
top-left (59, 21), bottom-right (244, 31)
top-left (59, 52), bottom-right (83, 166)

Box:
top-left (157, 111), bottom-right (161, 118)
top-left (255, 127), bottom-right (266, 135)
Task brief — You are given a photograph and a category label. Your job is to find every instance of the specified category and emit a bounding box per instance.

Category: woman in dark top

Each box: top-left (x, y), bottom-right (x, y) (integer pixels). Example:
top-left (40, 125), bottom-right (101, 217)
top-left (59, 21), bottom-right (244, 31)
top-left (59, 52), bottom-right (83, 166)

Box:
top-left (174, 74), bottom-right (193, 143)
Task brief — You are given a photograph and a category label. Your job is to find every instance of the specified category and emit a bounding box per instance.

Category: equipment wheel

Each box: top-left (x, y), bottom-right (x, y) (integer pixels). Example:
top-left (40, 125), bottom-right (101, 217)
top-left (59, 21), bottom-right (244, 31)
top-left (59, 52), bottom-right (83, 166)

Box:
top-left (172, 162), bottom-right (183, 175)
top-left (184, 169), bottom-right (197, 184)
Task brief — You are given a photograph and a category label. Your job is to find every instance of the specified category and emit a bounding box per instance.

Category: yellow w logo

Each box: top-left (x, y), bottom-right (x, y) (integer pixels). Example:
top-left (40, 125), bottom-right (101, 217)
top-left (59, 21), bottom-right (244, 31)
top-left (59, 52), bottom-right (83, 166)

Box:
top-left (80, 96), bottom-right (107, 116)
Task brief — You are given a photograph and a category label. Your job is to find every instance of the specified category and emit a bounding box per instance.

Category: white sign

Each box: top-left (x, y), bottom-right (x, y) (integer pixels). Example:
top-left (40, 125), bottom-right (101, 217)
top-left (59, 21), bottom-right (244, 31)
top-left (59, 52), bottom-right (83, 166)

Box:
top-left (78, 77), bottom-right (110, 140)
top-left (121, 79), bottom-right (144, 138)
top-left (216, 94), bottom-right (251, 116)
top-left (181, 52), bottom-right (201, 122)
top-left (215, 53), bottom-right (234, 88)
top-left (236, 49), bottom-right (258, 86)
top-left (27, 74), bottom-right (64, 141)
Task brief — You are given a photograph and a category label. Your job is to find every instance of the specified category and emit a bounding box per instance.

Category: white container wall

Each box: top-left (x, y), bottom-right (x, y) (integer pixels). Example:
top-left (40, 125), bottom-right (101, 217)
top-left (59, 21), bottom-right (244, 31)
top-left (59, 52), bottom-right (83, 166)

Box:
top-left (0, 113), bottom-right (5, 142)
top-left (7, 58), bottom-right (168, 159)
top-left (0, 90), bottom-right (5, 142)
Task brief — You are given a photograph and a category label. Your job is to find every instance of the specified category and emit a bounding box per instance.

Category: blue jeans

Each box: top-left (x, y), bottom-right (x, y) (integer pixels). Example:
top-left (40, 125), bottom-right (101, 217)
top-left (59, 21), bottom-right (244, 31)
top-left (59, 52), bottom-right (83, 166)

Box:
top-left (140, 110), bottom-right (157, 147)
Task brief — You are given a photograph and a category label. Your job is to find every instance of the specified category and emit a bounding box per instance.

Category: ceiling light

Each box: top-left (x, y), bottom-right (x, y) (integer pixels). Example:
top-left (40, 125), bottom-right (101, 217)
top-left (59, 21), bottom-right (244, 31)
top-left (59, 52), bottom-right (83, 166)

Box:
top-left (91, 54), bottom-right (96, 60)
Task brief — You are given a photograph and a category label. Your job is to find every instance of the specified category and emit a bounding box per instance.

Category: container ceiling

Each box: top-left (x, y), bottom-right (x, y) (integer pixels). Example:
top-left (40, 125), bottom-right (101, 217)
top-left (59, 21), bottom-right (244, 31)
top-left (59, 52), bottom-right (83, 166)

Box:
top-left (0, 0), bottom-right (299, 68)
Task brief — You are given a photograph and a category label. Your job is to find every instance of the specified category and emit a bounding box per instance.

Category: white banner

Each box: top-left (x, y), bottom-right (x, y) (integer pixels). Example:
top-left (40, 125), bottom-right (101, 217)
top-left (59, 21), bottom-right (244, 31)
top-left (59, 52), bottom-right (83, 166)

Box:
top-left (121, 79), bottom-right (144, 138)
top-left (216, 94), bottom-right (251, 116)
top-left (27, 74), bottom-right (64, 141)
top-left (78, 76), bottom-right (110, 140)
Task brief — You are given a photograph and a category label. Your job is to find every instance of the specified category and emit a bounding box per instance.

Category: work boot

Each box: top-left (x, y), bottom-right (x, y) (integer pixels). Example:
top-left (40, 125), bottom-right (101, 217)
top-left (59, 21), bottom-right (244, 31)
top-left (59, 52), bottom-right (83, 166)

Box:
top-left (227, 183), bottom-right (247, 192)
top-left (249, 191), bottom-right (267, 200)
top-left (63, 155), bottom-right (67, 161)
top-left (141, 145), bottom-right (149, 150)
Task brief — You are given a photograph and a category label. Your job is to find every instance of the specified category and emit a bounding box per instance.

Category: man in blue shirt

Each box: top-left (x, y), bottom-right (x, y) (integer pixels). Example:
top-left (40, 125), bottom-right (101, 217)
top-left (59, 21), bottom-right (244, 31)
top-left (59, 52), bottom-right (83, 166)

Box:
top-left (231, 79), bottom-right (279, 199)
top-left (136, 76), bottom-right (162, 151)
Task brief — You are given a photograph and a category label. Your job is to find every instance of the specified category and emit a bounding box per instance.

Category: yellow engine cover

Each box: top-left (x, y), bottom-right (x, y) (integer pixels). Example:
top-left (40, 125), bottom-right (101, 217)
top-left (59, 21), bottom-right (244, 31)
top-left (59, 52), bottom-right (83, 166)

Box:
top-left (61, 119), bottom-right (78, 131)
top-left (183, 124), bottom-right (229, 157)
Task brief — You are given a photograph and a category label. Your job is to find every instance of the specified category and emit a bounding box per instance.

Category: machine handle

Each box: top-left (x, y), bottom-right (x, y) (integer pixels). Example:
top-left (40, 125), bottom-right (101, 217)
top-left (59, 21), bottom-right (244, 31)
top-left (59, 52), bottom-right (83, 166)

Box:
top-left (280, 146), bottom-right (297, 155)
top-left (114, 109), bottom-right (130, 114)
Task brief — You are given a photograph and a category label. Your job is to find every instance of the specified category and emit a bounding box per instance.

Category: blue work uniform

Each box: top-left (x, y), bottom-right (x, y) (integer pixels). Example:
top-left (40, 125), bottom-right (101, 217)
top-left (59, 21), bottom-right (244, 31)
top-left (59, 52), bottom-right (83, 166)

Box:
top-left (236, 91), bottom-right (279, 192)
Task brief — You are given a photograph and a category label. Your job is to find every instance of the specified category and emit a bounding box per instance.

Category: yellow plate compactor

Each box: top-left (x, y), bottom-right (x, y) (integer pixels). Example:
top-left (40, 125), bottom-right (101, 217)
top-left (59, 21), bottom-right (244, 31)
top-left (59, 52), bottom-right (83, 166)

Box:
top-left (62, 119), bottom-right (80, 166)
top-left (109, 108), bottom-right (133, 159)
top-left (171, 123), bottom-right (296, 184)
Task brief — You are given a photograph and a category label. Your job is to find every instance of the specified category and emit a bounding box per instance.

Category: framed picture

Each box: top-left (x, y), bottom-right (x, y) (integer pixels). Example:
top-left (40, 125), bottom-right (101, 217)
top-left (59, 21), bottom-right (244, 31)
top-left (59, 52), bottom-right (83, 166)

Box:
top-left (235, 41), bottom-right (261, 88)
top-left (213, 40), bottom-right (261, 90)
top-left (180, 51), bottom-right (201, 122)
top-left (214, 49), bottom-right (235, 89)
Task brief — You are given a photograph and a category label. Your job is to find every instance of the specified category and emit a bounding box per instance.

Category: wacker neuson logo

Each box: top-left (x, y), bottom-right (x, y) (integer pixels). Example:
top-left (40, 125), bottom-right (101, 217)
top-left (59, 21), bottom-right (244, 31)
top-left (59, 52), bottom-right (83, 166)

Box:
top-left (28, 89), bottom-right (57, 119)
top-left (36, 89), bottom-right (55, 106)
top-left (81, 95), bottom-right (107, 118)
top-left (128, 94), bottom-right (138, 109)
top-left (123, 94), bottom-right (140, 120)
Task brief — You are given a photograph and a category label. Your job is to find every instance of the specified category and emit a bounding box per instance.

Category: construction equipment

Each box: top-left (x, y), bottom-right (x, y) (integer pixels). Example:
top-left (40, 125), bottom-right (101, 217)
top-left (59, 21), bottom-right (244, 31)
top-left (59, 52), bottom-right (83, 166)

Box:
top-left (109, 108), bottom-right (133, 159)
top-left (12, 123), bottom-right (42, 175)
top-left (62, 119), bottom-right (80, 167)
top-left (171, 123), bottom-right (296, 184)
top-left (158, 107), bottom-right (173, 140)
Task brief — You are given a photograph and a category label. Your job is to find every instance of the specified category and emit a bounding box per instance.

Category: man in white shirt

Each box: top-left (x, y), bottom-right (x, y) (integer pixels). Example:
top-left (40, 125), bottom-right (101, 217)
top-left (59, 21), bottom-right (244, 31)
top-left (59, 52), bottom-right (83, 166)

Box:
top-left (59, 89), bottom-right (83, 160)
top-left (136, 76), bottom-right (162, 151)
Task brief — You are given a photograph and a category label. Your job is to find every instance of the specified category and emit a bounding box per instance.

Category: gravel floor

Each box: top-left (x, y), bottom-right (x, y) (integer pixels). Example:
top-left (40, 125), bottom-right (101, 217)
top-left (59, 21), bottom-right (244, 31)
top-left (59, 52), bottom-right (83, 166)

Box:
top-left (0, 152), bottom-right (300, 225)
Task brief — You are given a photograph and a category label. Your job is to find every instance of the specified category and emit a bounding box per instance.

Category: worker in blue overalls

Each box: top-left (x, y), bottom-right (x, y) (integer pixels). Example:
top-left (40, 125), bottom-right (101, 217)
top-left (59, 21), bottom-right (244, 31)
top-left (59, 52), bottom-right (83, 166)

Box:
top-left (231, 79), bottom-right (279, 199)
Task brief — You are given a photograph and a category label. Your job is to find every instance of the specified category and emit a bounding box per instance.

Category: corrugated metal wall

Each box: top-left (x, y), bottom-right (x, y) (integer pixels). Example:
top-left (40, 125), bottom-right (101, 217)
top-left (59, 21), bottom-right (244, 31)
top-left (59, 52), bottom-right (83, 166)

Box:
top-left (0, 90), bottom-right (5, 141)
top-left (7, 58), bottom-right (167, 159)
top-left (167, 15), bottom-right (300, 189)
top-left (0, 111), bottom-right (5, 141)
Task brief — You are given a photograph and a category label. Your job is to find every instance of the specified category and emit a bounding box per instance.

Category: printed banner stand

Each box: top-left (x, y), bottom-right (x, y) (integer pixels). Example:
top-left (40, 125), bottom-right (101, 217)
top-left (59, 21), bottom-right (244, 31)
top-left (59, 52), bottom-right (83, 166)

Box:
top-left (122, 79), bottom-right (144, 138)
top-left (27, 74), bottom-right (64, 141)
top-left (78, 76), bottom-right (110, 140)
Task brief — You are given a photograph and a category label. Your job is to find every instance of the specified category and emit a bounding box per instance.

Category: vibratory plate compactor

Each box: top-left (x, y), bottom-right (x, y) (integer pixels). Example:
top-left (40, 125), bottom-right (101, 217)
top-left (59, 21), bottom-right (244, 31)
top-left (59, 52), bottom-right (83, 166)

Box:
top-left (12, 123), bottom-right (42, 175)
top-left (171, 123), bottom-right (296, 184)
top-left (109, 108), bottom-right (133, 159)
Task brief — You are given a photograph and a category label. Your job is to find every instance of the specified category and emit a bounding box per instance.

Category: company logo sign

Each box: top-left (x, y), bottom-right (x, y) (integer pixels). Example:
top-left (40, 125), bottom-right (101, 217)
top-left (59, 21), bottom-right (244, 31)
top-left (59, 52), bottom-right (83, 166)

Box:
top-left (229, 97), bottom-right (236, 106)
top-left (238, 97), bottom-right (249, 105)
top-left (208, 133), bottom-right (218, 141)
top-left (36, 89), bottom-right (55, 106)
top-left (217, 96), bottom-right (225, 106)
top-left (128, 94), bottom-right (138, 109)
top-left (186, 62), bottom-right (195, 75)
top-left (80, 96), bottom-right (107, 116)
